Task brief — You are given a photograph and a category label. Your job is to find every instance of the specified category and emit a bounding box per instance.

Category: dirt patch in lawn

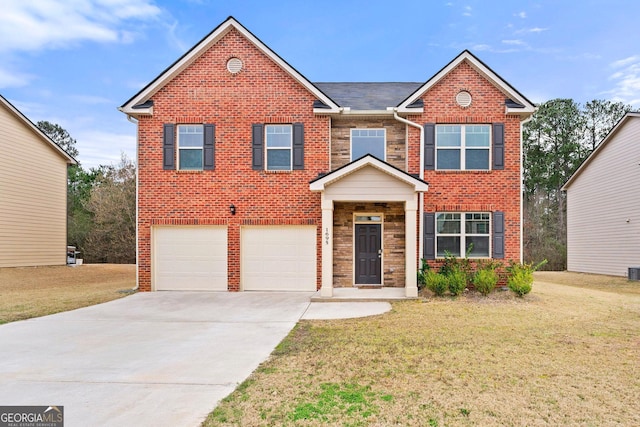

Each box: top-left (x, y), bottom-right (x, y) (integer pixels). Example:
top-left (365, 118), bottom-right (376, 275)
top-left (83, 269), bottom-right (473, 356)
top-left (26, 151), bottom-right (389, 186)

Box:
top-left (0, 264), bottom-right (135, 323)
top-left (206, 274), bottom-right (640, 426)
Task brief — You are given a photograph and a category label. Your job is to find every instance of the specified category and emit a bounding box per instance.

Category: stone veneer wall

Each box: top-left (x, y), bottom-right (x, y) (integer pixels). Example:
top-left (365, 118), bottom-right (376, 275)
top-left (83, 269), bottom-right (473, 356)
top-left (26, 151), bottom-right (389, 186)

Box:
top-left (333, 202), bottom-right (405, 288)
top-left (330, 118), bottom-right (407, 170)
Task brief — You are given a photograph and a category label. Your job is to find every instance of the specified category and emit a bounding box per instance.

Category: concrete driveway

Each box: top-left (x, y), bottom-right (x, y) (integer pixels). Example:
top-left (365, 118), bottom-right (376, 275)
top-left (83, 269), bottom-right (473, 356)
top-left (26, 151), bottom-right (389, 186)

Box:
top-left (0, 292), bottom-right (391, 427)
top-left (0, 292), bottom-right (310, 427)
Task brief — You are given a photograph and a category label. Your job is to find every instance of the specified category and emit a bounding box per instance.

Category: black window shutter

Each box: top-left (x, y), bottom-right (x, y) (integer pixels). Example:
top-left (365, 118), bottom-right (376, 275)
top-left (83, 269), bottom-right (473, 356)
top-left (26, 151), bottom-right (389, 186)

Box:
top-left (493, 211), bottom-right (505, 259)
top-left (292, 123), bottom-right (304, 170)
top-left (493, 123), bottom-right (505, 170)
top-left (252, 124), bottom-right (264, 170)
top-left (163, 123), bottom-right (175, 170)
top-left (203, 124), bottom-right (215, 170)
top-left (424, 123), bottom-right (435, 170)
top-left (424, 212), bottom-right (436, 260)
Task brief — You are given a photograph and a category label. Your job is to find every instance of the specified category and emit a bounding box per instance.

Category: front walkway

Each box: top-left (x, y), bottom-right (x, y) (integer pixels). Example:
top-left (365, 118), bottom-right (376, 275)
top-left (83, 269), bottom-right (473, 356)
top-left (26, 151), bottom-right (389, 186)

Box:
top-left (311, 287), bottom-right (414, 302)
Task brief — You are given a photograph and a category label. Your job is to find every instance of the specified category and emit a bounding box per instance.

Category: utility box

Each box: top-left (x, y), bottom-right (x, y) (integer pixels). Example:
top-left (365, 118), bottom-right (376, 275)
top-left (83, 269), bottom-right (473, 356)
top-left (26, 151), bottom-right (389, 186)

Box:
top-left (67, 246), bottom-right (80, 265)
top-left (629, 267), bottom-right (640, 281)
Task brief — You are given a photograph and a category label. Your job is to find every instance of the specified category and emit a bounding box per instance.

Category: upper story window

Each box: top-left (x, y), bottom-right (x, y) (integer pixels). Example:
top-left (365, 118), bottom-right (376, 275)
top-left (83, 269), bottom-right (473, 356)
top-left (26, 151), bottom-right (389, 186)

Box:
top-left (266, 125), bottom-right (292, 171)
top-left (252, 123), bottom-right (303, 171)
top-left (178, 125), bottom-right (204, 170)
top-left (351, 129), bottom-right (385, 161)
top-left (436, 125), bottom-right (490, 170)
top-left (436, 212), bottom-right (490, 258)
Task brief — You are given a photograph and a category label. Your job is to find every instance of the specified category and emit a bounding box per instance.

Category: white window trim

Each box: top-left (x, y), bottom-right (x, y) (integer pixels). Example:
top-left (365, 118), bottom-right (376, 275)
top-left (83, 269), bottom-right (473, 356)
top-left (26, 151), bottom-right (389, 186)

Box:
top-left (177, 124), bottom-right (204, 171)
top-left (352, 212), bottom-right (384, 286)
top-left (353, 212), bottom-right (384, 224)
top-left (350, 128), bottom-right (387, 162)
top-left (436, 212), bottom-right (491, 258)
top-left (265, 124), bottom-right (293, 171)
top-left (436, 124), bottom-right (491, 171)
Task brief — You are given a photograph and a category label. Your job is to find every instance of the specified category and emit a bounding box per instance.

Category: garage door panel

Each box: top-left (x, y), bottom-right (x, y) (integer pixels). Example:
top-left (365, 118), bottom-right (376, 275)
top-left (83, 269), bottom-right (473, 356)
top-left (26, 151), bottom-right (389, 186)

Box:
top-left (241, 226), bottom-right (316, 291)
top-left (154, 226), bottom-right (227, 291)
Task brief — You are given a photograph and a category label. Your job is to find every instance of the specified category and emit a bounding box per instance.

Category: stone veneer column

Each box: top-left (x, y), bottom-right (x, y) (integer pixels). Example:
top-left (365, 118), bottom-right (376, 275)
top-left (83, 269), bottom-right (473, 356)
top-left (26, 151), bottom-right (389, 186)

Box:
top-left (405, 197), bottom-right (418, 297)
top-left (320, 194), bottom-right (334, 297)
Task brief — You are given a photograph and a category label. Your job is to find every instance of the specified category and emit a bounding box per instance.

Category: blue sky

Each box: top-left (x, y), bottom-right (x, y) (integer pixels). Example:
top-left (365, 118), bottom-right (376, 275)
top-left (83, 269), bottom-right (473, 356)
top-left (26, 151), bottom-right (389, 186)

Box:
top-left (1, 0), bottom-right (638, 169)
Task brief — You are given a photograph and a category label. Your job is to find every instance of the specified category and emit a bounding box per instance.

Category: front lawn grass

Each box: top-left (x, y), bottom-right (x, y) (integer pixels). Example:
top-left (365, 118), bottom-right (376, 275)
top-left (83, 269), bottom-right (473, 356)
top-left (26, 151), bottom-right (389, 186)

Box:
top-left (0, 264), bottom-right (135, 324)
top-left (205, 273), bottom-right (640, 426)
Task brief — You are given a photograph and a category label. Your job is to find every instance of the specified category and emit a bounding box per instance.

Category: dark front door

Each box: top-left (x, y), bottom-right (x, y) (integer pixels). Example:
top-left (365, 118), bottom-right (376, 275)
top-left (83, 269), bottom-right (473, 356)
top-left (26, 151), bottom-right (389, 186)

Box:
top-left (355, 224), bottom-right (382, 284)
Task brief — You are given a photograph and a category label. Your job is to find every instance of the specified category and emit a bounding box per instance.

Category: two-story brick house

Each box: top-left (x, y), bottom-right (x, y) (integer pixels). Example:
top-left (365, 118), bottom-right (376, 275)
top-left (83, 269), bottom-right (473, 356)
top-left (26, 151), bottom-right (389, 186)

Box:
top-left (120, 17), bottom-right (535, 297)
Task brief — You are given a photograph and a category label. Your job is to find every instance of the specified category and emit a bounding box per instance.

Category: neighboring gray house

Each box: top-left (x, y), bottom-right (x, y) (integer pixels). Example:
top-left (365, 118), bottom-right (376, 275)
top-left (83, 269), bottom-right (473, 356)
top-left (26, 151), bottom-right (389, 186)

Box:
top-left (563, 112), bottom-right (640, 277)
top-left (0, 94), bottom-right (77, 267)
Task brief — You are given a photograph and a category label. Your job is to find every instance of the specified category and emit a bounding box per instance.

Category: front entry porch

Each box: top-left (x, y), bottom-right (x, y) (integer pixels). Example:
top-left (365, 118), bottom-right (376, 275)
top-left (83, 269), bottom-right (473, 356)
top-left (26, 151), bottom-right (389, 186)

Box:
top-left (309, 155), bottom-right (428, 298)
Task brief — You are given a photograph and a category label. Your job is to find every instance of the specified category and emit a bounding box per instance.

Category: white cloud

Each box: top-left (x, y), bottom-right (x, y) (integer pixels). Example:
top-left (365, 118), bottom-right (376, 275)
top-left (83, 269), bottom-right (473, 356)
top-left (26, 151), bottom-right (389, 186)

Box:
top-left (515, 11), bottom-right (527, 19)
top-left (472, 44), bottom-right (491, 51)
top-left (463, 5), bottom-right (472, 16)
top-left (611, 55), bottom-right (640, 69)
top-left (68, 94), bottom-right (113, 105)
top-left (502, 39), bottom-right (526, 46)
top-left (0, 67), bottom-right (33, 88)
top-left (566, 53), bottom-right (602, 60)
top-left (0, 0), bottom-right (161, 52)
top-left (515, 27), bottom-right (548, 34)
top-left (165, 20), bottom-right (189, 52)
top-left (605, 56), bottom-right (640, 107)
top-left (75, 129), bottom-right (136, 169)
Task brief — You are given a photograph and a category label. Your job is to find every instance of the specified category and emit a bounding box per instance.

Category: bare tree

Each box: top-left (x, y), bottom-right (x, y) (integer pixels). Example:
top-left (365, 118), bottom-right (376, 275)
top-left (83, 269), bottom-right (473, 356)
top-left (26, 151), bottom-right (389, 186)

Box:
top-left (84, 154), bottom-right (136, 263)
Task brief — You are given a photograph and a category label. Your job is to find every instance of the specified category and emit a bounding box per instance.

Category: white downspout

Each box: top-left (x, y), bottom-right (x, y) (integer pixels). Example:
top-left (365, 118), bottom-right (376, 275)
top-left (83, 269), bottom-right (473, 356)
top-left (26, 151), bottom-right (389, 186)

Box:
top-left (126, 113), bottom-right (140, 291)
top-left (393, 110), bottom-right (424, 261)
top-left (519, 114), bottom-right (534, 263)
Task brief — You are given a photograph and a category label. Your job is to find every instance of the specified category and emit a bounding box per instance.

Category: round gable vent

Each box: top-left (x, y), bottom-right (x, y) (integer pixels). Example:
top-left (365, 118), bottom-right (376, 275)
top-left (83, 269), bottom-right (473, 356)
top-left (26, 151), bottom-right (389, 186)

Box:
top-left (456, 90), bottom-right (472, 108)
top-left (226, 57), bottom-right (243, 74)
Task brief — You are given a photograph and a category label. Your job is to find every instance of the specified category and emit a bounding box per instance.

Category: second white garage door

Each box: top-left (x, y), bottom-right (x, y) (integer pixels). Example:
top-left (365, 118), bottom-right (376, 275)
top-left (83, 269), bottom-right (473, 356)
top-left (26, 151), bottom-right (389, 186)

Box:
top-left (153, 226), bottom-right (227, 291)
top-left (241, 226), bottom-right (316, 291)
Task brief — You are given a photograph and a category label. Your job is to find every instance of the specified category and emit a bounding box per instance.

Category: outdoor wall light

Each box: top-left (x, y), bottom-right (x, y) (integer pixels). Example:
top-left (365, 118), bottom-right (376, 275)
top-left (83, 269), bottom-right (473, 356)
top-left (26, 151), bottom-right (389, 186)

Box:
top-left (230, 204), bottom-right (236, 215)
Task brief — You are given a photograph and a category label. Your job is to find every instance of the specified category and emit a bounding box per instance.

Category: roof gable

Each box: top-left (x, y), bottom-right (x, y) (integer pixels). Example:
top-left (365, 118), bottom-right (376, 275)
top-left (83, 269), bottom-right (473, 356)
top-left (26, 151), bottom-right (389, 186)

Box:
top-left (119, 16), bottom-right (340, 116)
top-left (562, 112), bottom-right (640, 190)
top-left (397, 50), bottom-right (536, 116)
top-left (0, 94), bottom-right (76, 164)
top-left (310, 154), bottom-right (428, 192)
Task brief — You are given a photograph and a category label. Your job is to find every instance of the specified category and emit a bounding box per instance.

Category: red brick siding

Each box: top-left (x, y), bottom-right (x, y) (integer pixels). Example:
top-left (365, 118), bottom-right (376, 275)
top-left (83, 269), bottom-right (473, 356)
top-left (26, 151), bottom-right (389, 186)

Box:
top-left (136, 30), bottom-right (524, 291)
top-left (136, 28), bottom-right (328, 291)
top-left (414, 60), bottom-right (522, 264)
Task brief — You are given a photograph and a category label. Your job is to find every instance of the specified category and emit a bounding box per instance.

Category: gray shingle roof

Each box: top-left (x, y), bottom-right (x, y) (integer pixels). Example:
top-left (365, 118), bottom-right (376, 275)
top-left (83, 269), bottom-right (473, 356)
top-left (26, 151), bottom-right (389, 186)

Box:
top-left (313, 82), bottom-right (423, 110)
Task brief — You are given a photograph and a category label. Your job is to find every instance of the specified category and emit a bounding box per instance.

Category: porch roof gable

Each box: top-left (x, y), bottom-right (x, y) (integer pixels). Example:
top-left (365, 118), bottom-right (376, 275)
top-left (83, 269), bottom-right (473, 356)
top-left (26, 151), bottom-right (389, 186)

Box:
top-left (309, 154), bottom-right (428, 192)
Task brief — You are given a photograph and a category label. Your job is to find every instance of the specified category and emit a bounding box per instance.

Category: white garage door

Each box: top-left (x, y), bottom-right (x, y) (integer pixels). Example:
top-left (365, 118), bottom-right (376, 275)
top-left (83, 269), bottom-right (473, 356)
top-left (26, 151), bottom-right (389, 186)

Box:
top-left (153, 226), bottom-right (227, 291)
top-left (241, 226), bottom-right (316, 291)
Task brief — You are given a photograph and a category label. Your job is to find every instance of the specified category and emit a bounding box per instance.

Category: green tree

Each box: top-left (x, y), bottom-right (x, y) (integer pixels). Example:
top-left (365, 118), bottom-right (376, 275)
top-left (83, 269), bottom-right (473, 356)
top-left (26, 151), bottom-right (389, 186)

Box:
top-left (523, 98), bottom-right (632, 269)
top-left (583, 100), bottom-right (631, 150)
top-left (67, 165), bottom-right (99, 258)
top-left (36, 120), bottom-right (79, 158)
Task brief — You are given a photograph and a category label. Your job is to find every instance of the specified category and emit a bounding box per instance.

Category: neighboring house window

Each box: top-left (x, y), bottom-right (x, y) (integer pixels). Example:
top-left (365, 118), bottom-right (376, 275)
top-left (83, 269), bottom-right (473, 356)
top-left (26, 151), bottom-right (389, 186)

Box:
top-left (178, 125), bottom-right (204, 170)
top-left (266, 125), bottom-right (292, 171)
top-left (351, 129), bottom-right (385, 161)
top-left (436, 212), bottom-right (490, 257)
top-left (436, 125), bottom-right (490, 170)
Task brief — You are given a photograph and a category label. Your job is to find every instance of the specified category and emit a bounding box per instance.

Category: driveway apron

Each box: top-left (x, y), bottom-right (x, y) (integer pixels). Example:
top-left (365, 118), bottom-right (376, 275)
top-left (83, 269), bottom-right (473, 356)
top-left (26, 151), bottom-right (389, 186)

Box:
top-left (0, 292), bottom-right (315, 427)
